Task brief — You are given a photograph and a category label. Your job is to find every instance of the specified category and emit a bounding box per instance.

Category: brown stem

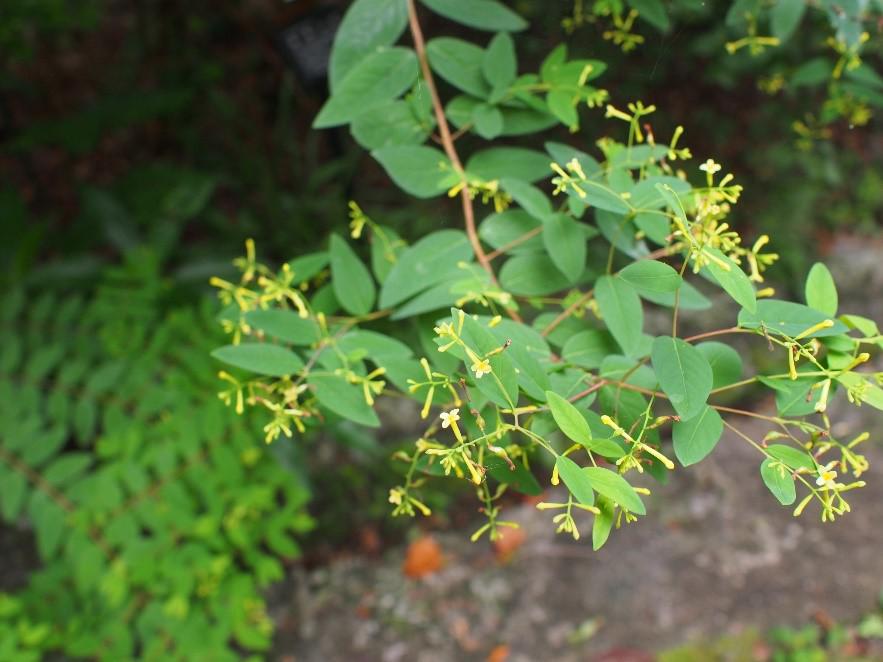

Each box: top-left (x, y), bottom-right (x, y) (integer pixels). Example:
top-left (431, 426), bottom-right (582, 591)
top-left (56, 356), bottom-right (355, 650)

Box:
top-left (683, 326), bottom-right (749, 342)
top-left (406, 0), bottom-right (522, 323)
top-left (406, 0), bottom-right (493, 281)
top-left (540, 287), bottom-right (594, 338)
top-left (486, 226), bottom-right (544, 261)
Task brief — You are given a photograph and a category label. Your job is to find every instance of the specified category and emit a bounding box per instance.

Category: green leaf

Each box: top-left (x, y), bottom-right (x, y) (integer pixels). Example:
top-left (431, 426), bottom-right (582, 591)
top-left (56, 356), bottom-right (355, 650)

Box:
top-left (696, 341), bottom-right (742, 389)
top-left (596, 210), bottom-right (636, 256)
top-left (805, 262), bottom-right (838, 316)
top-left (329, 234), bottom-right (376, 315)
top-left (546, 89), bottom-right (578, 127)
top-left (351, 100), bottom-right (431, 149)
top-left (459, 310), bottom-right (518, 408)
top-left (760, 458), bottom-right (797, 505)
top-left (481, 317), bottom-right (550, 400)
top-left (499, 253), bottom-right (573, 296)
top-left (500, 178), bottom-right (553, 220)
top-left (380, 230), bottom-right (473, 307)
top-left (479, 209), bottom-right (543, 254)
top-left (336, 330), bottom-right (413, 361)
top-left (841, 314), bottom-right (879, 339)
top-left (0, 468), bottom-right (26, 521)
top-left (556, 456), bottom-right (595, 506)
top-left (314, 48), bottom-right (417, 128)
top-left (485, 455), bottom-right (541, 495)
top-left (627, 0), bottom-right (670, 31)
top-left (672, 405), bottom-right (723, 466)
top-left (771, 0), bottom-right (806, 41)
top-left (543, 214), bottom-right (586, 282)
top-left (791, 58), bottom-right (833, 87)
top-left (583, 467), bottom-right (645, 515)
top-left (466, 147), bottom-right (551, 183)
top-left (370, 225), bottom-right (406, 283)
top-left (562, 330), bottom-right (618, 370)
top-left (245, 310), bottom-right (321, 346)
top-left (631, 176), bottom-right (690, 209)
top-left (738, 299), bottom-right (848, 338)
top-left (546, 391), bottom-right (591, 445)
top-left (633, 211), bottom-right (669, 245)
top-left (372, 145), bottom-right (459, 198)
top-left (545, 141), bottom-right (602, 177)
top-left (447, 94), bottom-right (556, 136)
top-left (650, 336), bottom-right (713, 421)
top-left (328, 0), bottom-right (409, 90)
top-left (420, 0), bottom-right (527, 31)
top-left (618, 261), bottom-right (682, 293)
top-left (704, 248), bottom-right (756, 313)
top-left (655, 182), bottom-right (689, 225)
top-left (758, 376), bottom-right (818, 416)
top-left (471, 104), bottom-right (503, 139)
top-left (391, 280), bottom-right (461, 319)
top-left (766, 444), bottom-right (816, 470)
top-left (581, 181), bottom-right (631, 214)
top-left (309, 374), bottom-right (380, 427)
top-left (595, 275), bottom-right (643, 356)
top-left (29, 492), bottom-right (65, 559)
top-left (211, 343), bottom-right (304, 377)
top-left (288, 251), bottom-right (329, 284)
top-left (593, 496), bottom-right (614, 550)
top-left (482, 32), bottom-right (517, 86)
top-left (426, 37), bottom-right (490, 97)
top-left (636, 280), bottom-right (711, 310)
top-left (43, 453), bottom-right (92, 487)
top-left (837, 372), bottom-right (883, 411)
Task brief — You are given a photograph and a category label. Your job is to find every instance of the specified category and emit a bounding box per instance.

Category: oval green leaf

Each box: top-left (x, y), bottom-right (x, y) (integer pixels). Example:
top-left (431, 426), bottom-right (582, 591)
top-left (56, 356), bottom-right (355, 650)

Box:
top-left (330, 234), bottom-right (376, 316)
top-left (805, 262), bottom-right (838, 317)
top-left (546, 391), bottom-right (591, 445)
top-left (650, 336), bottom-right (713, 421)
top-left (618, 261), bottom-right (682, 293)
top-left (555, 456), bottom-right (595, 506)
top-left (760, 458), bottom-right (797, 505)
top-left (372, 145), bottom-right (460, 198)
top-left (315, 47), bottom-right (417, 128)
top-left (672, 405), bottom-right (723, 466)
top-left (595, 275), bottom-right (643, 357)
top-left (583, 466), bottom-right (645, 515)
top-left (211, 343), bottom-right (304, 377)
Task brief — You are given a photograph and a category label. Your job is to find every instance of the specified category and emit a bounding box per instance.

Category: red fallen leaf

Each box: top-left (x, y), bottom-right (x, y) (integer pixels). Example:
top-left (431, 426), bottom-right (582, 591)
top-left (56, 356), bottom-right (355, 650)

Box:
top-left (402, 535), bottom-right (444, 578)
top-left (487, 643), bottom-right (509, 662)
top-left (594, 648), bottom-right (654, 662)
top-left (493, 526), bottom-right (525, 562)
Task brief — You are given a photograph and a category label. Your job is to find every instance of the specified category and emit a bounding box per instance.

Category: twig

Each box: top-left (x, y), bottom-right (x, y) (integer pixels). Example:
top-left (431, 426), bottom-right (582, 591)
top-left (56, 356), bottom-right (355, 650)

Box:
top-left (406, 0), bottom-right (524, 324)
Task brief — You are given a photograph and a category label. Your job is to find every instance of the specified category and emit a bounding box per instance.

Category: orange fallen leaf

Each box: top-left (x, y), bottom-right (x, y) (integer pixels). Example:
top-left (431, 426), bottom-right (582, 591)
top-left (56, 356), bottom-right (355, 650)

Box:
top-left (402, 535), bottom-right (444, 578)
top-left (487, 644), bottom-right (509, 662)
top-left (493, 526), bottom-right (525, 561)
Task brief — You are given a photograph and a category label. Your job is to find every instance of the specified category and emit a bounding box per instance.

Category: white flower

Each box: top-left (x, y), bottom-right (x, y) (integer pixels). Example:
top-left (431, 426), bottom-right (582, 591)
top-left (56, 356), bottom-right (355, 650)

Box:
top-left (439, 408), bottom-right (460, 429)
top-left (816, 461), bottom-right (838, 489)
top-left (471, 358), bottom-right (492, 379)
top-left (699, 158), bottom-right (722, 175)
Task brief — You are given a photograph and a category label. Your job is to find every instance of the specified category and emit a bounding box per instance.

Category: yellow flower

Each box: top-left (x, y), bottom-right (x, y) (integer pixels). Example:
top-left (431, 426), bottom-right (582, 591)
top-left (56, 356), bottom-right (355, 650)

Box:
top-left (434, 322), bottom-right (455, 337)
top-left (816, 461), bottom-right (838, 489)
top-left (439, 408), bottom-right (460, 429)
top-left (471, 358), bottom-right (492, 379)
